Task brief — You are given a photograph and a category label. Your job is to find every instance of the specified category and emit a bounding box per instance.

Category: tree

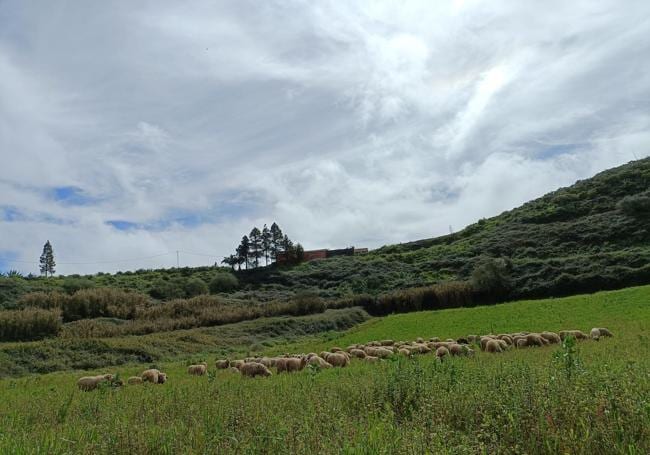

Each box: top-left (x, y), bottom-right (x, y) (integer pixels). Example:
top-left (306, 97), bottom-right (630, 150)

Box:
top-left (39, 241), bottom-right (56, 277)
top-left (281, 234), bottom-right (293, 254)
top-left (249, 227), bottom-right (263, 268)
top-left (471, 256), bottom-right (512, 298)
top-left (221, 255), bottom-right (239, 271)
top-left (237, 236), bottom-right (250, 270)
top-left (209, 273), bottom-right (239, 293)
top-left (261, 224), bottom-right (272, 266)
top-left (270, 222), bottom-right (283, 261)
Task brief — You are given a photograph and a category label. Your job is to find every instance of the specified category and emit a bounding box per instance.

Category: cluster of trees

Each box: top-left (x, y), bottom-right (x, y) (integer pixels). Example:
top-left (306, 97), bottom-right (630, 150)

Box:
top-left (221, 222), bottom-right (304, 270)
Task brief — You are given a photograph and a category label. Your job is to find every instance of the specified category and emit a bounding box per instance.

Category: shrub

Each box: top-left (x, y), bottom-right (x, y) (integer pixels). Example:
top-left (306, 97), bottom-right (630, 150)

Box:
top-left (61, 278), bottom-right (95, 294)
top-left (209, 273), bottom-right (239, 293)
top-left (617, 191), bottom-right (650, 218)
top-left (149, 278), bottom-right (188, 300)
top-left (287, 291), bottom-right (326, 316)
top-left (185, 278), bottom-right (208, 297)
top-left (470, 257), bottom-right (512, 298)
top-left (0, 308), bottom-right (62, 341)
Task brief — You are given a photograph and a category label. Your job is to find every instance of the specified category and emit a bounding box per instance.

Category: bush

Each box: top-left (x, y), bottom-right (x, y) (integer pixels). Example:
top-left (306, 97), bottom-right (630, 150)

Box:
top-left (185, 278), bottom-right (208, 297)
top-left (470, 257), bottom-right (512, 298)
top-left (149, 278), bottom-right (188, 300)
top-left (61, 278), bottom-right (95, 295)
top-left (0, 308), bottom-right (62, 341)
top-left (209, 273), bottom-right (239, 293)
top-left (617, 191), bottom-right (650, 218)
top-left (287, 291), bottom-right (326, 316)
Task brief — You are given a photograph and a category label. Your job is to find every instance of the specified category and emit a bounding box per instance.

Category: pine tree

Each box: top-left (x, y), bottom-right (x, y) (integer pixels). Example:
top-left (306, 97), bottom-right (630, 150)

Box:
top-left (237, 236), bottom-right (250, 270)
top-left (39, 240), bottom-right (56, 277)
top-left (261, 224), bottom-right (272, 266)
top-left (249, 227), bottom-right (263, 268)
top-left (270, 222), bottom-right (283, 261)
top-left (221, 255), bottom-right (238, 271)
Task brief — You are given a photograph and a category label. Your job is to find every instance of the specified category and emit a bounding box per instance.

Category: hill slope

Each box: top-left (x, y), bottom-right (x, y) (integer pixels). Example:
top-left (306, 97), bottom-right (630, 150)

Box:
top-left (2, 157), bottom-right (649, 305)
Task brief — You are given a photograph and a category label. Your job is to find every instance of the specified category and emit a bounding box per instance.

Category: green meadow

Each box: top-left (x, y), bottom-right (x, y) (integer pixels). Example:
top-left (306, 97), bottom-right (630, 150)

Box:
top-left (0, 286), bottom-right (648, 454)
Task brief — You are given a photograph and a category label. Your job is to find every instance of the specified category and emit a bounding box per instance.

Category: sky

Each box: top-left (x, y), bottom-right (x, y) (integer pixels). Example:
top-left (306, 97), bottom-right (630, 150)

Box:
top-left (1, 0), bottom-right (650, 275)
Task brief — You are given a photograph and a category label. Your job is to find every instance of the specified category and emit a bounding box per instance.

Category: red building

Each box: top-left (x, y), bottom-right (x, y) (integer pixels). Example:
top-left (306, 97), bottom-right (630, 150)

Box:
top-left (276, 246), bottom-right (366, 264)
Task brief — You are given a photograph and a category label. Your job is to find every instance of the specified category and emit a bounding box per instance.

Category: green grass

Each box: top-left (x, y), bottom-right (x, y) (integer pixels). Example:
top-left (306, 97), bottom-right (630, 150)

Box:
top-left (0, 285), bottom-right (649, 453)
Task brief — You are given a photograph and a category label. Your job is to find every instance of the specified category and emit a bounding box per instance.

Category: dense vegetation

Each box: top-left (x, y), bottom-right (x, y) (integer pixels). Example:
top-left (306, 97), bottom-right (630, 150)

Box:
top-left (0, 286), bottom-right (647, 453)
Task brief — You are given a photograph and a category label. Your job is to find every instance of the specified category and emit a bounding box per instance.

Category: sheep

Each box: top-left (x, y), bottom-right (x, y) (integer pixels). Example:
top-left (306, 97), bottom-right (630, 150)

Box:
top-left (449, 343), bottom-right (467, 357)
top-left (540, 331), bottom-right (561, 344)
top-left (276, 356), bottom-right (307, 373)
top-left (258, 357), bottom-right (277, 368)
top-left (215, 359), bottom-right (230, 369)
top-left (559, 330), bottom-right (589, 341)
top-left (485, 339), bottom-right (503, 353)
top-left (239, 362), bottom-right (272, 378)
top-left (516, 338), bottom-right (528, 348)
top-left (380, 339), bottom-right (395, 346)
top-left (228, 367), bottom-right (240, 373)
top-left (325, 352), bottom-right (349, 367)
top-left (319, 351), bottom-right (331, 360)
top-left (497, 339), bottom-right (509, 350)
top-left (77, 374), bottom-right (113, 391)
top-left (416, 337), bottom-right (424, 343)
top-left (364, 346), bottom-right (393, 358)
top-left (188, 363), bottom-right (207, 376)
top-left (330, 347), bottom-right (344, 353)
top-left (590, 327), bottom-right (613, 339)
top-left (497, 335), bottom-right (513, 345)
top-left (435, 346), bottom-right (449, 359)
top-left (141, 369), bottom-right (167, 384)
top-left (398, 348), bottom-right (412, 356)
top-left (480, 336), bottom-right (495, 351)
top-left (467, 335), bottom-right (479, 344)
top-left (230, 360), bottom-right (245, 369)
top-left (525, 334), bottom-right (544, 347)
top-left (307, 355), bottom-right (332, 369)
top-left (429, 337), bottom-right (440, 342)
top-left (349, 348), bottom-right (367, 359)
top-left (364, 355), bottom-right (380, 363)
top-left (456, 337), bottom-right (469, 345)
top-left (127, 376), bottom-right (143, 385)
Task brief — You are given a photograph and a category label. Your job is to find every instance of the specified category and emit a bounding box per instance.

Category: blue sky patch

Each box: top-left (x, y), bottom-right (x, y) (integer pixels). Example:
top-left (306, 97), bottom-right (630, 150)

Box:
top-left (106, 220), bottom-right (139, 231)
top-left (50, 186), bottom-right (97, 206)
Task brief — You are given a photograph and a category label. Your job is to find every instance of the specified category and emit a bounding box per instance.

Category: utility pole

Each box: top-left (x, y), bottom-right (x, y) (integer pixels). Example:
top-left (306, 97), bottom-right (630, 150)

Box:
top-left (176, 250), bottom-right (180, 268)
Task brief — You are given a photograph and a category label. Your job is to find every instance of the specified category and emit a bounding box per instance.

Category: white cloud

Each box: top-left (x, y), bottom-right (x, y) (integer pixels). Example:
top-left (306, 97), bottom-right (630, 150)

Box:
top-left (1, 0), bottom-right (649, 274)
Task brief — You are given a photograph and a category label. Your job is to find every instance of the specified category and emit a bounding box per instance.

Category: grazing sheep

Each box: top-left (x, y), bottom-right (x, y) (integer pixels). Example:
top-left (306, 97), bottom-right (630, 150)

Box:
top-left (398, 348), bottom-right (412, 356)
top-left (380, 339), bottom-right (394, 346)
top-left (77, 374), bottom-right (113, 391)
top-left (188, 363), bottom-right (207, 376)
top-left (330, 347), bottom-right (344, 353)
top-left (349, 349), bottom-right (367, 359)
top-left (215, 360), bottom-right (230, 369)
top-left (540, 332), bottom-right (561, 344)
top-left (525, 334), bottom-right (544, 347)
top-left (416, 337), bottom-right (424, 343)
top-left (456, 337), bottom-right (469, 345)
top-left (127, 376), bottom-right (143, 385)
top-left (485, 339), bottom-right (502, 353)
top-left (326, 352), bottom-right (349, 367)
top-left (559, 330), bottom-right (589, 341)
top-left (230, 360), bottom-right (245, 369)
top-left (516, 338), bottom-right (528, 348)
top-left (364, 355), bottom-right (380, 363)
top-left (228, 367), bottom-right (240, 373)
top-left (497, 335), bottom-right (513, 345)
top-left (429, 337), bottom-right (440, 342)
top-left (590, 327), bottom-right (613, 339)
top-left (276, 356), bottom-right (307, 373)
top-left (239, 362), bottom-right (272, 378)
top-left (141, 369), bottom-right (162, 384)
top-left (319, 351), bottom-right (331, 360)
top-left (480, 337), bottom-right (495, 351)
top-left (158, 373), bottom-right (167, 384)
top-left (597, 327), bottom-right (613, 337)
top-left (435, 346), bottom-right (449, 359)
top-left (467, 335), bottom-right (479, 344)
top-left (364, 346), bottom-right (393, 358)
top-left (258, 357), bottom-right (277, 368)
top-left (307, 355), bottom-right (332, 369)
top-left (497, 339), bottom-right (509, 350)
top-left (449, 344), bottom-right (466, 356)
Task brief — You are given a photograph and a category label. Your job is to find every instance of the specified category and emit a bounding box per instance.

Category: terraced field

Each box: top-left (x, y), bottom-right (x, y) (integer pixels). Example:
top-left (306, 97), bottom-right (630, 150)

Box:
top-left (1, 286), bottom-right (648, 453)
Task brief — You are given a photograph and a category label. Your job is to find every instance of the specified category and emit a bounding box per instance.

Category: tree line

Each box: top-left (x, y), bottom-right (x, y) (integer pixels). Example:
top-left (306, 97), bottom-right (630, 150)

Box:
top-left (221, 222), bottom-right (304, 270)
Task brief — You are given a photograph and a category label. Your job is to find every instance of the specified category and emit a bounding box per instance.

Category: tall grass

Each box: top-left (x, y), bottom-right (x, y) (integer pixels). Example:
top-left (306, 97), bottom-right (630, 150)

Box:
top-left (0, 308), bottom-right (62, 341)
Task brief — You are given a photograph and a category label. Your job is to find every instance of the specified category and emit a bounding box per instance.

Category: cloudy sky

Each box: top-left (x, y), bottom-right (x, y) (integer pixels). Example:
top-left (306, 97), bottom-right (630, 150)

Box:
top-left (1, 0), bottom-right (649, 274)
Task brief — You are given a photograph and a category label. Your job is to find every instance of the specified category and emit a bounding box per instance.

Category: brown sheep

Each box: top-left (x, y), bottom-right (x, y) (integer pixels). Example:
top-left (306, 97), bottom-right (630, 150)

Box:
top-left (349, 348), bottom-right (367, 359)
top-left (398, 348), bottom-right (412, 356)
top-left (516, 338), bottom-right (528, 348)
top-left (525, 334), bottom-right (544, 347)
top-left (330, 347), bottom-right (344, 353)
top-left (540, 332), bottom-right (561, 344)
top-left (77, 374), bottom-right (113, 391)
top-left (480, 336), bottom-right (495, 351)
top-left (590, 327), bottom-right (613, 339)
top-left (307, 355), bottom-right (332, 369)
top-left (559, 330), bottom-right (589, 341)
top-left (127, 376), bottom-right (143, 385)
top-left (326, 352), bottom-right (349, 367)
top-left (449, 344), bottom-right (466, 356)
top-left (141, 369), bottom-right (162, 384)
top-left (230, 360), bottom-right (245, 369)
top-left (380, 339), bottom-right (395, 346)
top-left (215, 360), bottom-right (230, 369)
top-left (188, 363), bottom-right (207, 376)
top-left (239, 362), bottom-right (272, 378)
top-left (485, 339), bottom-right (502, 353)
top-left (416, 337), bottom-right (424, 343)
top-left (258, 357), bottom-right (277, 368)
top-left (364, 346), bottom-right (393, 358)
top-left (435, 346), bottom-right (449, 359)
top-left (364, 355), bottom-right (380, 363)
top-left (276, 356), bottom-right (308, 373)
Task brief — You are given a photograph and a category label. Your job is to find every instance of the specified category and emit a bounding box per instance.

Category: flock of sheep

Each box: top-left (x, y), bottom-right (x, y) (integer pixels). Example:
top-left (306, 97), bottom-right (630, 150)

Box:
top-left (77, 326), bottom-right (612, 389)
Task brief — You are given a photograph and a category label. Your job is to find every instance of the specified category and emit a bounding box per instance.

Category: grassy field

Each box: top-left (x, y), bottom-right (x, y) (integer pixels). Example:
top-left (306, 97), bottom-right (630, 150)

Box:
top-left (0, 286), bottom-right (648, 453)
